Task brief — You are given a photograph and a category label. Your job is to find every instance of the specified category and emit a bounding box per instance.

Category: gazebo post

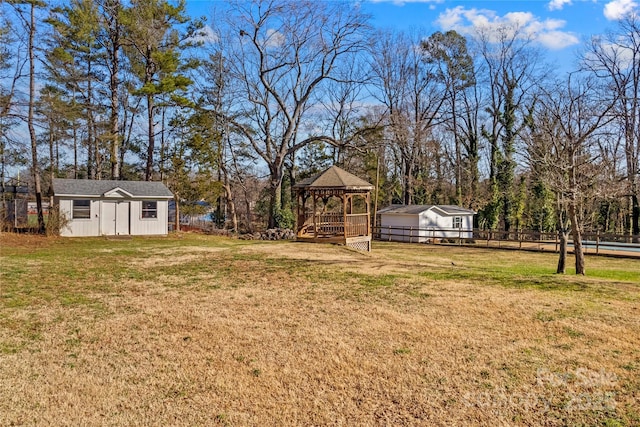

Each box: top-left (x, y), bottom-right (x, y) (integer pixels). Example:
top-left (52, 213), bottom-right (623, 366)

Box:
top-left (366, 192), bottom-right (371, 236)
top-left (296, 192), bottom-right (302, 233)
top-left (342, 194), bottom-right (347, 238)
top-left (312, 192), bottom-right (317, 238)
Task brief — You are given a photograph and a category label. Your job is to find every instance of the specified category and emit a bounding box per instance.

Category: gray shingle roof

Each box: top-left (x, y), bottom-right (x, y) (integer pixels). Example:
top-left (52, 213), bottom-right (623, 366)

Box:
top-left (378, 204), bottom-right (475, 216)
top-left (434, 205), bottom-right (476, 215)
top-left (52, 179), bottom-right (173, 199)
top-left (377, 204), bottom-right (435, 215)
top-left (294, 166), bottom-right (373, 190)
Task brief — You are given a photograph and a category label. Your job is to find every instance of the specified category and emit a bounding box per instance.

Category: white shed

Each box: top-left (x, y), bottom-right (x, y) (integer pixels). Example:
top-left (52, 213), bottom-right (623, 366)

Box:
top-left (52, 179), bottom-right (173, 237)
top-left (378, 204), bottom-right (475, 242)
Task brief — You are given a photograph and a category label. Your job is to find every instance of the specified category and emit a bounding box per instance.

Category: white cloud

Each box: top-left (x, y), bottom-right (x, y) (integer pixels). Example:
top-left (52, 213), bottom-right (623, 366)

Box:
top-left (435, 6), bottom-right (579, 50)
top-left (585, 38), bottom-right (637, 69)
top-left (537, 31), bottom-right (581, 49)
top-left (436, 6), bottom-right (465, 28)
top-left (189, 25), bottom-right (218, 44)
top-left (265, 29), bottom-right (285, 48)
top-left (547, 0), bottom-right (572, 11)
top-left (603, 0), bottom-right (638, 20)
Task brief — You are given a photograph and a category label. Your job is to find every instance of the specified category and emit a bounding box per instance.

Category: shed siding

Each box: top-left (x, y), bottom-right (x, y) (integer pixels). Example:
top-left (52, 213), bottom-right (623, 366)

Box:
top-left (380, 214), bottom-right (424, 242)
top-left (462, 215), bottom-right (473, 238)
top-left (58, 198), bottom-right (101, 237)
top-left (130, 200), bottom-right (169, 235)
top-left (423, 211), bottom-right (439, 228)
top-left (57, 197), bottom-right (169, 237)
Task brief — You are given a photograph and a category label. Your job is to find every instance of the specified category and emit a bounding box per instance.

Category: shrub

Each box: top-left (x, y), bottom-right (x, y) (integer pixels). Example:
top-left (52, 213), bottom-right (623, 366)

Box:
top-left (274, 207), bottom-right (294, 230)
top-left (45, 207), bottom-right (69, 236)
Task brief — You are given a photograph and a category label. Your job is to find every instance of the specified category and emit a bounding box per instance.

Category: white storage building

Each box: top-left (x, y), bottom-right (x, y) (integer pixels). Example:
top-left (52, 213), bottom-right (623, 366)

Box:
top-left (52, 179), bottom-right (173, 237)
top-left (378, 204), bottom-right (475, 242)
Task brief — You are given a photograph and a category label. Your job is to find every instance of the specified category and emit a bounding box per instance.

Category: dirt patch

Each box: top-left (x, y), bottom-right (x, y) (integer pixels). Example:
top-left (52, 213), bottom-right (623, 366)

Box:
top-left (128, 246), bottom-right (227, 268)
top-left (239, 241), bottom-right (464, 277)
top-left (0, 232), bottom-right (56, 252)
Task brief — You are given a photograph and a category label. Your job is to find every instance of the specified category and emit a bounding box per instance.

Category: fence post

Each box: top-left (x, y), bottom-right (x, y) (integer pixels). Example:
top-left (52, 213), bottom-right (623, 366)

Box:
top-left (519, 229), bottom-right (522, 250)
top-left (410, 226), bottom-right (413, 243)
top-left (538, 230), bottom-right (541, 251)
top-left (596, 230), bottom-right (600, 255)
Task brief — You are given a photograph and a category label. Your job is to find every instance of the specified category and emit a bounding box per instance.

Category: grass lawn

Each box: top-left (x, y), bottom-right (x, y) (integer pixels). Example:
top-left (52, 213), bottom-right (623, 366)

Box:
top-left (1, 233), bottom-right (639, 426)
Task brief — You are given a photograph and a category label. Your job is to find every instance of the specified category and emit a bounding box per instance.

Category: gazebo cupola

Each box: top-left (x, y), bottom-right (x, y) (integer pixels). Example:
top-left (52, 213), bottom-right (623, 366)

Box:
top-left (294, 166), bottom-right (373, 252)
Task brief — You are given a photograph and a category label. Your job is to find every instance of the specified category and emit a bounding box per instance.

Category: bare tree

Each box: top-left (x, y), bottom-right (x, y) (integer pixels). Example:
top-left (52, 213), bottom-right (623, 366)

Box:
top-left (215, 0), bottom-right (369, 228)
top-left (0, 6), bottom-right (27, 186)
top-left (10, 0), bottom-right (46, 232)
top-left (583, 15), bottom-right (640, 241)
top-left (370, 29), bottom-right (447, 205)
top-left (475, 23), bottom-right (549, 231)
top-left (526, 75), bottom-right (615, 275)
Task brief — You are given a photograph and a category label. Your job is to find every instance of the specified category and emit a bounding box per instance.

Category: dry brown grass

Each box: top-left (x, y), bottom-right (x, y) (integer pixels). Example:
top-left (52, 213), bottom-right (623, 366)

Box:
top-left (0, 233), bottom-right (639, 426)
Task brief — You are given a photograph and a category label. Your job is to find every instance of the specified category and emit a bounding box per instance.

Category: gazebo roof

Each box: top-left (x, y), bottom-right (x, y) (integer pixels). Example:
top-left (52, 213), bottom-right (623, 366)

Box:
top-left (294, 166), bottom-right (373, 191)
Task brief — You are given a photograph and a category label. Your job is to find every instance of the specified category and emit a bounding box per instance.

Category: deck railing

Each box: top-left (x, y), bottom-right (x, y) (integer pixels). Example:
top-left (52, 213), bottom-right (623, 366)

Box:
top-left (299, 212), bottom-right (370, 238)
top-left (345, 213), bottom-right (369, 237)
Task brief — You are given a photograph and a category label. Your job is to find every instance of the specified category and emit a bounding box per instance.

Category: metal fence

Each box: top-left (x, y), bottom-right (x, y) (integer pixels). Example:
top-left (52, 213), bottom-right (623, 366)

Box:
top-left (0, 200), bottom-right (29, 229)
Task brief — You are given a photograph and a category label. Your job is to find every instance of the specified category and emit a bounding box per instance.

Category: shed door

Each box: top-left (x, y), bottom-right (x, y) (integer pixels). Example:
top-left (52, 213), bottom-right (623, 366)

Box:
top-left (102, 201), bottom-right (130, 235)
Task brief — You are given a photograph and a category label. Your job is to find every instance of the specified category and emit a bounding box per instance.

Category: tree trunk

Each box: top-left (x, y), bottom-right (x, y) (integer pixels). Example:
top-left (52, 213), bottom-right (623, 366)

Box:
top-left (145, 93), bottom-right (155, 181)
top-left (87, 57), bottom-right (97, 180)
top-left (468, 151), bottom-right (479, 209)
top-left (556, 230), bottom-right (568, 274)
top-left (403, 157), bottom-right (412, 205)
top-left (27, 3), bottom-right (45, 233)
top-left (73, 125), bottom-right (78, 179)
top-left (266, 156), bottom-right (286, 229)
top-left (632, 193), bottom-right (639, 243)
top-left (109, 74), bottom-right (120, 179)
top-left (568, 202), bottom-right (585, 275)
top-left (452, 96), bottom-right (462, 206)
top-left (268, 176), bottom-right (282, 229)
top-left (93, 117), bottom-right (102, 179)
top-left (174, 194), bottom-right (180, 232)
top-left (109, 5), bottom-right (121, 180)
top-left (244, 197), bottom-right (253, 233)
top-left (159, 107), bottom-right (166, 181)
top-left (49, 120), bottom-right (54, 184)
top-left (223, 181), bottom-right (238, 233)
top-left (49, 119), bottom-right (55, 206)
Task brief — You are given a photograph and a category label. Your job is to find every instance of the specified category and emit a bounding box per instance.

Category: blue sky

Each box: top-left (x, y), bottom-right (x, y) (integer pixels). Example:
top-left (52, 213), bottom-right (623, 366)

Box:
top-left (186, 0), bottom-right (639, 71)
top-left (361, 0), bottom-right (622, 49)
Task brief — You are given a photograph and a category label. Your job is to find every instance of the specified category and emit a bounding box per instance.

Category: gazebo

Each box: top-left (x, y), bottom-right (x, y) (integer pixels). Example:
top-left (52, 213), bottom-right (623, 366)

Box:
top-left (294, 166), bottom-right (373, 252)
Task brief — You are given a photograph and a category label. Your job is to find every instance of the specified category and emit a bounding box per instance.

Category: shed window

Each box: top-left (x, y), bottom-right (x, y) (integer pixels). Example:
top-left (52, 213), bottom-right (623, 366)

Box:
top-left (72, 200), bottom-right (91, 219)
top-left (453, 216), bottom-right (462, 228)
top-left (142, 201), bottom-right (158, 219)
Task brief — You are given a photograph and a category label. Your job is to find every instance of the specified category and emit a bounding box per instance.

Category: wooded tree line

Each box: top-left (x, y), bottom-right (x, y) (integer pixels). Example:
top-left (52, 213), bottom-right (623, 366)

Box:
top-left (1, 1), bottom-right (639, 272)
